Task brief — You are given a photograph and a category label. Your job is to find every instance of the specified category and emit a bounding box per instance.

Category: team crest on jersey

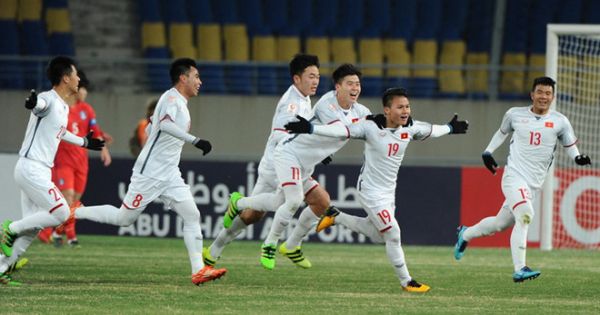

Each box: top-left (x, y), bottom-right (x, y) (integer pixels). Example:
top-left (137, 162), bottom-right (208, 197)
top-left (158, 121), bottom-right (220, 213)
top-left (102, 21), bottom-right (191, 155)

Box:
top-left (352, 118), bottom-right (359, 123)
top-left (401, 132), bottom-right (409, 139)
top-left (545, 121), bottom-right (554, 128)
top-left (79, 111), bottom-right (87, 120)
top-left (287, 103), bottom-right (297, 113)
top-left (328, 103), bottom-right (337, 111)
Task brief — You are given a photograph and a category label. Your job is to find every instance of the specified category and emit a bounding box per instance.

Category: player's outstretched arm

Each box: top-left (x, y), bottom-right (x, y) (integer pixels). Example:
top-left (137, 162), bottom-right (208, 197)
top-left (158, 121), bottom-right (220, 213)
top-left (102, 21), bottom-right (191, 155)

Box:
top-left (447, 114), bottom-right (469, 134)
top-left (284, 115), bottom-right (313, 134)
top-left (365, 114), bottom-right (386, 129)
top-left (482, 151), bottom-right (498, 175)
top-left (575, 154), bottom-right (591, 165)
top-left (285, 115), bottom-right (351, 139)
top-left (24, 89), bottom-right (50, 115)
top-left (24, 89), bottom-right (37, 109)
top-left (158, 118), bottom-right (211, 155)
top-left (82, 131), bottom-right (105, 151)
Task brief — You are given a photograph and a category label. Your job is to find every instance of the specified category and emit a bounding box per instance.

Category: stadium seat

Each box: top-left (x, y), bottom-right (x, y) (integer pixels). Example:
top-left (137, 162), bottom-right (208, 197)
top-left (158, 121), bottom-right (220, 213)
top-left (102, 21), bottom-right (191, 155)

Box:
top-left (306, 36), bottom-right (332, 94)
top-left (465, 53), bottom-right (489, 99)
top-left (18, 0), bottom-right (49, 89)
top-left (411, 40), bottom-right (438, 98)
top-left (384, 38), bottom-right (411, 89)
top-left (196, 24), bottom-right (225, 93)
top-left (359, 38), bottom-right (384, 96)
top-left (276, 35), bottom-right (301, 91)
top-left (252, 35), bottom-right (278, 94)
top-left (168, 23), bottom-right (196, 58)
top-left (45, 0), bottom-right (74, 56)
top-left (465, 0), bottom-right (493, 98)
top-left (438, 40), bottom-right (466, 97)
top-left (0, 0), bottom-right (23, 88)
top-left (499, 52), bottom-right (527, 99)
top-left (331, 38), bottom-right (356, 64)
top-left (139, 0), bottom-right (169, 91)
top-left (526, 53), bottom-right (545, 87)
top-left (223, 24), bottom-right (252, 94)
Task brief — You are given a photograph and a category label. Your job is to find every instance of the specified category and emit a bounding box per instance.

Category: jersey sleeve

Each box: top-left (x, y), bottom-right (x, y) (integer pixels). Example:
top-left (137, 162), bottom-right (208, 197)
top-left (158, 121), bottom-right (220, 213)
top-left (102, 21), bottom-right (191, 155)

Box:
top-left (33, 93), bottom-right (52, 117)
top-left (312, 101), bottom-right (340, 125)
top-left (499, 108), bottom-right (514, 134)
top-left (272, 102), bottom-right (307, 129)
top-left (158, 98), bottom-right (179, 123)
top-left (411, 120), bottom-right (434, 140)
top-left (558, 115), bottom-right (578, 147)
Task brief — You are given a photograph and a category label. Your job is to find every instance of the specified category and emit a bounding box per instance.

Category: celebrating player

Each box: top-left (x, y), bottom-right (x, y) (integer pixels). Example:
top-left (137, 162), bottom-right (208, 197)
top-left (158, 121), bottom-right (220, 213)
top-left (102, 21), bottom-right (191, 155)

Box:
top-left (37, 69), bottom-right (113, 247)
top-left (68, 58), bottom-right (227, 285)
top-left (285, 87), bottom-right (468, 292)
top-left (453, 76), bottom-right (592, 282)
top-left (203, 54), bottom-right (328, 269)
top-left (0, 56), bottom-right (105, 286)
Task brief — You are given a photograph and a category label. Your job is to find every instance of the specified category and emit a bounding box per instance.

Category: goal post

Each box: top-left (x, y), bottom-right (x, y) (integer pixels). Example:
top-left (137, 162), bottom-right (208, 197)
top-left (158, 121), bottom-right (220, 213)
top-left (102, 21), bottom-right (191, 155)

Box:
top-left (542, 24), bottom-right (600, 250)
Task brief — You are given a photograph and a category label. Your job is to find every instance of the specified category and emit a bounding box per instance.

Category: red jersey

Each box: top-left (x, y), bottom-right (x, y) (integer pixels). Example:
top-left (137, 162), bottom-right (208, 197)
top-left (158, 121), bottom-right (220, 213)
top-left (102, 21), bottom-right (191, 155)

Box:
top-left (54, 100), bottom-right (104, 171)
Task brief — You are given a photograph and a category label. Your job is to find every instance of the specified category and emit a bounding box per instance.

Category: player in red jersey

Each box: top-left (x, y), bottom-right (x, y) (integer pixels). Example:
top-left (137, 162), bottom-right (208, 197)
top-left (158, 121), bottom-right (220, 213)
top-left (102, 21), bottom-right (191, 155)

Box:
top-left (37, 70), bottom-right (113, 247)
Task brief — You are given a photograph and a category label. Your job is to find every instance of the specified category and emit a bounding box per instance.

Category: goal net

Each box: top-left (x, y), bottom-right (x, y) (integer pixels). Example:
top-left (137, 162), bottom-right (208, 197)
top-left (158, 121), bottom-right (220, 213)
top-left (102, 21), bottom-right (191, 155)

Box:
top-left (542, 24), bottom-right (600, 249)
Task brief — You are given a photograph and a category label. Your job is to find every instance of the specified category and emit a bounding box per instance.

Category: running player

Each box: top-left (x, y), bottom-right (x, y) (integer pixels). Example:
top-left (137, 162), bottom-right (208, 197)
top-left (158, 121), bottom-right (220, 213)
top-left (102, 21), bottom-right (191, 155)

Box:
top-left (0, 56), bottom-right (105, 285)
top-left (453, 76), bottom-right (591, 282)
top-left (285, 87), bottom-right (468, 292)
top-left (67, 58), bottom-right (227, 285)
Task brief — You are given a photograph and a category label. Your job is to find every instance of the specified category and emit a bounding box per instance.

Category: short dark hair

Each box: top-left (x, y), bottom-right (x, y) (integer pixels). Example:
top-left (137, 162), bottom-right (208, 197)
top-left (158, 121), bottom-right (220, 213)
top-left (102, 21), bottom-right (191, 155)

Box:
top-left (46, 56), bottom-right (77, 86)
top-left (170, 58), bottom-right (198, 85)
top-left (332, 63), bottom-right (362, 85)
top-left (382, 87), bottom-right (409, 107)
top-left (532, 76), bottom-right (555, 92)
top-left (78, 68), bottom-right (90, 89)
top-left (289, 53), bottom-right (319, 78)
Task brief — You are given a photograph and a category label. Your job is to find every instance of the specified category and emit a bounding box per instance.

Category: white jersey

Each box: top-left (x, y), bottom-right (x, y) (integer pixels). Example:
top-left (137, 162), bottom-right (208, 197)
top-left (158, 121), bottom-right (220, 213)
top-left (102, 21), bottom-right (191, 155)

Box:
top-left (500, 106), bottom-right (577, 189)
top-left (133, 88), bottom-right (191, 181)
top-left (350, 120), bottom-right (433, 202)
top-left (18, 89), bottom-right (69, 168)
top-left (258, 85), bottom-right (312, 175)
top-left (277, 90), bottom-right (372, 169)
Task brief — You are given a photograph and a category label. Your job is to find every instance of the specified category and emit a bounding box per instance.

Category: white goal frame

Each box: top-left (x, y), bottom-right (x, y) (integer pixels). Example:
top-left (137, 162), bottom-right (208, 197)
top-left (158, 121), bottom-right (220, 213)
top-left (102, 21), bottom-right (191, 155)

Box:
top-left (542, 24), bottom-right (600, 250)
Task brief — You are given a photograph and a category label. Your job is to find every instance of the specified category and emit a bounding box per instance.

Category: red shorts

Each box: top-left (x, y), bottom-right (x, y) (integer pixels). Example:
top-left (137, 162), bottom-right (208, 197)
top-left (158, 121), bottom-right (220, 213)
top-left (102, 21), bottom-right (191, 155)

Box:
top-left (52, 165), bottom-right (88, 194)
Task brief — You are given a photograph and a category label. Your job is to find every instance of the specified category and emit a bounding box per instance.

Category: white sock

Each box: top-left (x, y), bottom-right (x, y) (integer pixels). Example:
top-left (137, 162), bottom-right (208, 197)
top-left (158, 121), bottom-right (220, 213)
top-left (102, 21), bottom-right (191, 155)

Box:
top-left (335, 212), bottom-right (384, 243)
top-left (264, 208), bottom-right (293, 246)
top-left (9, 206), bottom-right (69, 234)
top-left (237, 192), bottom-right (283, 213)
top-left (382, 229), bottom-right (411, 286)
top-left (0, 231), bottom-right (36, 273)
top-left (463, 207), bottom-right (514, 242)
top-left (172, 199), bottom-right (205, 274)
top-left (511, 221), bottom-right (528, 272)
top-left (76, 205), bottom-right (142, 226)
top-left (285, 206), bottom-right (319, 248)
top-left (211, 216), bottom-right (247, 258)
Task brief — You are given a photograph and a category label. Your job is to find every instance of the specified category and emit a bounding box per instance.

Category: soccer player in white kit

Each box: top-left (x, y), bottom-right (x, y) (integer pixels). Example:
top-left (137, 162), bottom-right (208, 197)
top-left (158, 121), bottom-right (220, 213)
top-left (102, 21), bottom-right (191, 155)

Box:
top-left (68, 58), bottom-right (227, 285)
top-left (0, 56), bottom-right (105, 286)
top-left (285, 87), bottom-right (469, 292)
top-left (242, 64), bottom-right (375, 270)
top-left (453, 77), bottom-right (592, 282)
top-left (203, 54), bottom-right (329, 269)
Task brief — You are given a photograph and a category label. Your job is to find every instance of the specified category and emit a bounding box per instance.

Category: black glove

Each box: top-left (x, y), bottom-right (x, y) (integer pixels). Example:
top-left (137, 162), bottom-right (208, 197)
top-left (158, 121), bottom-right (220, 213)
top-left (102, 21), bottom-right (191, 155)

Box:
top-left (448, 114), bottom-right (468, 134)
top-left (284, 115), bottom-right (313, 134)
top-left (193, 138), bottom-right (212, 155)
top-left (366, 114), bottom-right (386, 129)
top-left (482, 152), bottom-right (498, 175)
top-left (82, 131), bottom-right (105, 151)
top-left (575, 154), bottom-right (591, 165)
top-left (321, 156), bottom-right (332, 165)
top-left (25, 89), bottom-right (37, 110)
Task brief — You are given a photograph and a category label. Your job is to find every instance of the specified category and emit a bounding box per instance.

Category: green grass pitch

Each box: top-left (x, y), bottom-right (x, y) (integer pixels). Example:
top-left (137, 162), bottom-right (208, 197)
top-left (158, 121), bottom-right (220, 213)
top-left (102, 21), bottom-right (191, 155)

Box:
top-left (3, 235), bottom-right (599, 314)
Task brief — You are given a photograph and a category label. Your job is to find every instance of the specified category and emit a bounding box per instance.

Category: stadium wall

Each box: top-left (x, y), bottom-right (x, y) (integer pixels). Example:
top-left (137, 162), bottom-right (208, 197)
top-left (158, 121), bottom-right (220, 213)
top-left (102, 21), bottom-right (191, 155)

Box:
top-left (0, 90), bottom-right (515, 166)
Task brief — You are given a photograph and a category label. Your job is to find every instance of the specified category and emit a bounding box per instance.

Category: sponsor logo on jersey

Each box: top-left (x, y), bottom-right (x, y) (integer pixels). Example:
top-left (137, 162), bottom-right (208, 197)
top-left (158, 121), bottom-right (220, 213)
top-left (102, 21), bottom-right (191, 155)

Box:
top-left (545, 121), bottom-right (554, 128)
top-left (401, 132), bottom-right (409, 139)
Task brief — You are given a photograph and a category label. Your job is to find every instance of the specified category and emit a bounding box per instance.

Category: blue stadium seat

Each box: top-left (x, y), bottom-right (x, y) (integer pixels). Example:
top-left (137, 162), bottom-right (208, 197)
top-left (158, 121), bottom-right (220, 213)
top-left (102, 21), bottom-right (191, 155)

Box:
top-left (363, 0), bottom-right (389, 37)
top-left (558, 0), bottom-right (582, 23)
top-left (309, 0), bottom-right (337, 36)
top-left (333, 0), bottom-right (363, 37)
top-left (198, 64), bottom-right (226, 94)
top-left (190, 0), bottom-right (213, 24)
top-left (145, 47), bottom-right (171, 91)
top-left (289, 0), bottom-right (312, 36)
top-left (0, 17), bottom-right (24, 88)
top-left (465, 0), bottom-right (493, 98)
top-left (264, 0), bottom-right (288, 34)
top-left (212, 0), bottom-right (239, 24)
top-left (388, 0), bottom-right (417, 39)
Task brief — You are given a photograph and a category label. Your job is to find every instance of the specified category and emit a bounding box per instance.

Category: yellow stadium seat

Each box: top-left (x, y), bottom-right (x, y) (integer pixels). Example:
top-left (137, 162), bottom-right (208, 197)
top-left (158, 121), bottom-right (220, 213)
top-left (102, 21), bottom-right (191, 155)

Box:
top-left (413, 40), bottom-right (437, 78)
top-left (169, 23), bottom-right (196, 59)
top-left (0, 0), bottom-right (18, 19)
top-left (439, 40), bottom-right (466, 94)
top-left (500, 52), bottom-right (527, 94)
top-left (384, 39), bottom-right (411, 78)
top-left (305, 36), bottom-right (330, 74)
top-left (18, 0), bottom-right (42, 21)
top-left (252, 35), bottom-right (276, 61)
top-left (277, 36), bottom-right (301, 62)
top-left (577, 55), bottom-right (600, 104)
top-left (45, 8), bottom-right (71, 34)
top-left (526, 53), bottom-right (545, 86)
top-left (466, 52), bottom-right (489, 94)
top-left (223, 24), bottom-right (249, 61)
top-left (331, 37), bottom-right (356, 64)
top-left (359, 38), bottom-right (383, 76)
top-left (142, 22), bottom-right (166, 50)
top-left (196, 24), bottom-right (222, 61)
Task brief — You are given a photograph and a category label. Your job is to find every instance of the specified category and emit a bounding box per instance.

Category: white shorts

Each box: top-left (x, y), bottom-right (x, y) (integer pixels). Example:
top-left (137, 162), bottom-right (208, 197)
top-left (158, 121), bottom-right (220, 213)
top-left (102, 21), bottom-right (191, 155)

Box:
top-left (501, 171), bottom-right (537, 213)
top-left (14, 158), bottom-right (67, 216)
top-left (122, 172), bottom-right (192, 210)
top-left (359, 191), bottom-right (397, 233)
top-left (273, 150), bottom-right (318, 193)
